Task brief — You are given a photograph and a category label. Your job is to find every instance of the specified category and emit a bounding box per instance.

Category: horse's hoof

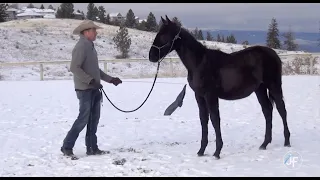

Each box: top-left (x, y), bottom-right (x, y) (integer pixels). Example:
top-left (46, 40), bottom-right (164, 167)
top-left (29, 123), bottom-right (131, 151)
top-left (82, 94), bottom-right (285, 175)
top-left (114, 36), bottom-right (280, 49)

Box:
top-left (197, 152), bottom-right (204, 156)
top-left (259, 146), bottom-right (266, 150)
top-left (284, 143), bottom-right (291, 147)
top-left (213, 154), bottom-right (220, 159)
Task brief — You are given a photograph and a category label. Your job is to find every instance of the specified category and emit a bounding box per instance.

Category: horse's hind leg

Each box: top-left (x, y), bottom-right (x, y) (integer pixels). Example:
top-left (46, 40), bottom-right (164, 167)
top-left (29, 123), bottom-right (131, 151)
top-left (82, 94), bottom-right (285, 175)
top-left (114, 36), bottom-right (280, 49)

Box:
top-left (195, 93), bottom-right (209, 156)
top-left (255, 83), bottom-right (273, 150)
top-left (204, 93), bottom-right (223, 159)
top-left (268, 84), bottom-right (291, 147)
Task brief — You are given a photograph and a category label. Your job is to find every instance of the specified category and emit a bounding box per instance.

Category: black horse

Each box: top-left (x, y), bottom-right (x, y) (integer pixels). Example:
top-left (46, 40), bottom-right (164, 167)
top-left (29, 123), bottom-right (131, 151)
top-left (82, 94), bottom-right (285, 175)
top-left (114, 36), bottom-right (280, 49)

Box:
top-left (148, 15), bottom-right (291, 159)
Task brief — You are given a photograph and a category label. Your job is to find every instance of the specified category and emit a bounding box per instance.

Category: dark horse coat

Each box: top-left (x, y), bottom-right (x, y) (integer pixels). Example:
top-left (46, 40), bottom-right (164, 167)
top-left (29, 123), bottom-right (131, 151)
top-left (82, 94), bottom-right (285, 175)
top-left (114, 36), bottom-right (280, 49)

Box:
top-left (148, 15), bottom-right (291, 159)
top-left (192, 46), bottom-right (276, 100)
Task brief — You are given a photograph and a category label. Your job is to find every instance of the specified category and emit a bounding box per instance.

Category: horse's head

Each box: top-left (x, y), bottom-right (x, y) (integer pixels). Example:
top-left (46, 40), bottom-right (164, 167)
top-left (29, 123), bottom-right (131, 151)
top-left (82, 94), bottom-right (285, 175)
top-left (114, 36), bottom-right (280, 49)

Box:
top-left (148, 15), bottom-right (181, 63)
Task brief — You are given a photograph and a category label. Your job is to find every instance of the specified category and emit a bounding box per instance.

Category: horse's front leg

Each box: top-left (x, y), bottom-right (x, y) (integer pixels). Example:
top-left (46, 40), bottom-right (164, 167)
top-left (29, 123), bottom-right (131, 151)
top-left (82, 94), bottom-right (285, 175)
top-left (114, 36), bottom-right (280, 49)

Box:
top-left (194, 93), bottom-right (209, 156)
top-left (204, 92), bottom-right (223, 159)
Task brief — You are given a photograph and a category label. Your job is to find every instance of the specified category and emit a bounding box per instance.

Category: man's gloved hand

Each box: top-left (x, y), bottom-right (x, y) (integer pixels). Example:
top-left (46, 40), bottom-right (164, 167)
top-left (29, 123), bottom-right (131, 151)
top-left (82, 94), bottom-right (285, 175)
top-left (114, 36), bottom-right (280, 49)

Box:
top-left (89, 79), bottom-right (103, 89)
top-left (110, 77), bottom-right (122, 86)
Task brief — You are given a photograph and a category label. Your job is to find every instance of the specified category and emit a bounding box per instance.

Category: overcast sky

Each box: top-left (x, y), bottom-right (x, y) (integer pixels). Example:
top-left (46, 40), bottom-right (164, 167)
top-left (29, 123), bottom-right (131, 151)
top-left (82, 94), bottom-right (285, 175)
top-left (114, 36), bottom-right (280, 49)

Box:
top-left (18, 3), bottom-right (320, 33)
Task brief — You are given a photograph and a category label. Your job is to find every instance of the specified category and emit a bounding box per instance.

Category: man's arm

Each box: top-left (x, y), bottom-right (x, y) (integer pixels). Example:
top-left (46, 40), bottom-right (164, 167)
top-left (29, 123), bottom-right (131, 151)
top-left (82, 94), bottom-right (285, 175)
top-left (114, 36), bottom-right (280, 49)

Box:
top-left (100, 69), bottom-right (113, 83)
top-left (70, 44), bottom-right (93, 84)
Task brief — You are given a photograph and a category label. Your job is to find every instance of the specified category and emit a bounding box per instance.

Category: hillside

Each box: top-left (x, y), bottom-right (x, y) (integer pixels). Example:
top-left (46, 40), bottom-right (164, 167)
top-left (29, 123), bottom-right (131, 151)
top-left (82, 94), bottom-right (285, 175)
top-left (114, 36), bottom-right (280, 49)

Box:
top-left (0, 19), bottom-right (316, 80)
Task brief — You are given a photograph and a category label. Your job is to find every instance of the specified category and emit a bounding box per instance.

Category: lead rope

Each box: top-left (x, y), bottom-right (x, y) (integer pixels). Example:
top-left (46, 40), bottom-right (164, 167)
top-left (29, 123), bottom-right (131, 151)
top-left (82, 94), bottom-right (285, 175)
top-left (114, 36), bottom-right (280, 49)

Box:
top-left (100, 27), bottom-right (181, 113)
top-left (99, 61), bottom-right (160, 113)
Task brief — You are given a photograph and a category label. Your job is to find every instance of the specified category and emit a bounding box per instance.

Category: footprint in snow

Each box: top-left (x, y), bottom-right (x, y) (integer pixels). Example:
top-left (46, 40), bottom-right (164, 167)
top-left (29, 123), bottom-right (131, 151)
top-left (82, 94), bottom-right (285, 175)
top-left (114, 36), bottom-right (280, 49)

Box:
top-left (112, 158), bottom-right (126, 166)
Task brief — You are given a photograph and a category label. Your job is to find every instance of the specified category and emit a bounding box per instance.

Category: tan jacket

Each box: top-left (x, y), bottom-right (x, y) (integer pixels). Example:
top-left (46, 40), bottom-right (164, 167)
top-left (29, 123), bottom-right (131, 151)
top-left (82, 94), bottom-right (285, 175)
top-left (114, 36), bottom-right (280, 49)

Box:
top-left (70, 34), bottom-right (113, 90)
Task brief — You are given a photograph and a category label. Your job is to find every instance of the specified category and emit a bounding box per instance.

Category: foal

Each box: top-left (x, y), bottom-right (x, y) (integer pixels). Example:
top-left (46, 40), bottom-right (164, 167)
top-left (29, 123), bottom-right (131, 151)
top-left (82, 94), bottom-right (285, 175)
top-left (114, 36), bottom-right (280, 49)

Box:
top-left (148, 16), bottom-right (291, 159)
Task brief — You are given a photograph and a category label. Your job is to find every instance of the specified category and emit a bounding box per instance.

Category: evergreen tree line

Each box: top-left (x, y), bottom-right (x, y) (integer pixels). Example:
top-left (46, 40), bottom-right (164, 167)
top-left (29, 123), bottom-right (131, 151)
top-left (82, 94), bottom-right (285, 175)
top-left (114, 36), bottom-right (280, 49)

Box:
top-left (26, 3), bottom-right (55, 10)
top-left (203, 31), bottom-right (238, 44)
top-left (266, 17), bottom-right (299, 51)
top-left (1, 3), bottom-right (319, 53)
top-left (55, 3), bottom-right (158, 32)
top-left (52, 4), bottom-right (320, 51)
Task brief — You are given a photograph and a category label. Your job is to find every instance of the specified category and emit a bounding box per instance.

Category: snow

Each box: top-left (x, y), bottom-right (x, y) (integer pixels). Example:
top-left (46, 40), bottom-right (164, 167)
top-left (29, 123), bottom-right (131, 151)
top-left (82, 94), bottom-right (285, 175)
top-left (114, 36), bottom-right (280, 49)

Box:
top-left (16, 12), bottom-right (44, 17)
top-left (0, 19), bottom-right (318, 81)
top-left (25, 8), bottom-right (55, 14)
top-left (0, 76), bottom-right (319, 177)
top-left (43, 14), bottom-right (56, 19)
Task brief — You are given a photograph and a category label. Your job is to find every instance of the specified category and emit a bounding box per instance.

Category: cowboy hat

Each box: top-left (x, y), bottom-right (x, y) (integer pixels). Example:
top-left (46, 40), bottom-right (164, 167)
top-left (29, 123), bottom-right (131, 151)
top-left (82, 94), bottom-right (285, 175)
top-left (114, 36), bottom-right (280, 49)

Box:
top-left (73, 20), bottom-right (103, 35)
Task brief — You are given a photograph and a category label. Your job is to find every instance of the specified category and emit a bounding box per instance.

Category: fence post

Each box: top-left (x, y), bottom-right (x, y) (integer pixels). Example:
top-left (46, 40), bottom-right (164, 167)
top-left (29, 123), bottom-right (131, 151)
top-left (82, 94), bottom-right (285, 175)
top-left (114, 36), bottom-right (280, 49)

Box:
top-left (104, 61), bottom-right (107, 73)
top-left (310, 55), bottom-right (314, 75)
top-left (140, 59), bottom-right (144, 78)
top-left (40, 63), bottom-right (44, 81)
top-left (169, 58), bottom-right (174, 77)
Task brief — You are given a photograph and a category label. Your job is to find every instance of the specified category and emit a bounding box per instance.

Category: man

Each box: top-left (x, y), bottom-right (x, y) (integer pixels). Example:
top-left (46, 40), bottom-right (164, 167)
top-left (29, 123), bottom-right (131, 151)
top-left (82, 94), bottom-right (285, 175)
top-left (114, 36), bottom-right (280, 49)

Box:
top-left (61, 20), bottom-right (122, 157)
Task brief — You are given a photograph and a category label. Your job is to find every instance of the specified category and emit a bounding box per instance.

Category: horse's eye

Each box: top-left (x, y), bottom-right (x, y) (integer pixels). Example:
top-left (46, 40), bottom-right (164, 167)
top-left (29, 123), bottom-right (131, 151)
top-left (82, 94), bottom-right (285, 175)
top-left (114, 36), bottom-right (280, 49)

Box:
top-left (160, 35), bottom-right (169, 44)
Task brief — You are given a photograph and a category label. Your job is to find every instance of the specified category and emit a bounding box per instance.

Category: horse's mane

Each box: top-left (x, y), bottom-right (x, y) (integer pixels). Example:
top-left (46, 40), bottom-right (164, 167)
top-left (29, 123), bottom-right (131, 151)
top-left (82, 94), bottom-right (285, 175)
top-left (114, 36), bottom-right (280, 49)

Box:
top-left (179, 26), bottom-right (228, 57)
top-left (179, 27), bottom-right (206, 53)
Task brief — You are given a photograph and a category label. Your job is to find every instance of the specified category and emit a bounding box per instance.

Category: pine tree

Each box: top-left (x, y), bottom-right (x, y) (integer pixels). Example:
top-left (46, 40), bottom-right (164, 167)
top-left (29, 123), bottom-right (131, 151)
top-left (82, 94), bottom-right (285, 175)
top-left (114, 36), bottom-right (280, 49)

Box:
top-left (217, 34), bottom-right (221, 42)
top-left (282, 27), bottom-right (298, 51)
top-left (105, 14), bottom-right (110, 24)
top-left (242, 40), bottom-right (249, 45)
top-left (86, 3), bottom-right (95, 21)
top-left (221, 35), bottom-right (225, 42)
top-left (226, 34), bottom-right (237, 44)
top-left (0, 3), bottom-right (8, 22)
top-left (27, 3), bottom-right (34, 8)
top-left (125, 9), bottom-right (136, 28)
top-left (145, 12), bottom-right (158, 32)
top-left (93, 6), bottom-right (99, 20)
top-left (266, 18), bottom-right (281, 49)
top-left (113, 24), bottom-right (132, 58)
top-left (226, 36), bottom-right (231, 43)
top-left (232, 34), bottom-right (237, 44)
top-left (206, 31), bottom-right (213, 41)
top-left (172, 17), bottom-right (182, 26)
top-left (198, 29), bottom-right (204, 40)
top-left (55, 3), bottom-right (74, 19)
top-left (55, 8), bottom-right (62, 18)
top-left (48, 4), bottom-right (54, 10)
top-left (40, 4), bottom-right (44, 9)
top-left (97, 6), bottom-right (106, 23)
top-left (226, 35), bottom-right (230, 43)
top-left (137, 20), bottom-right (147, 31)
top-left (191, 27), bottom-right (199, 39)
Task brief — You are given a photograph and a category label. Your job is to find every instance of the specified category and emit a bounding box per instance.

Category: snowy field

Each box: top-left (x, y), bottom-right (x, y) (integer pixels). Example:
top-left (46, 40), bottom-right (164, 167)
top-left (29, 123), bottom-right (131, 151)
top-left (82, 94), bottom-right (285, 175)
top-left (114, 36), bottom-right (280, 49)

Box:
top-left (0, 18), bottom-right (318, 81)
top-left (0, 76), bottom-right (319, 177)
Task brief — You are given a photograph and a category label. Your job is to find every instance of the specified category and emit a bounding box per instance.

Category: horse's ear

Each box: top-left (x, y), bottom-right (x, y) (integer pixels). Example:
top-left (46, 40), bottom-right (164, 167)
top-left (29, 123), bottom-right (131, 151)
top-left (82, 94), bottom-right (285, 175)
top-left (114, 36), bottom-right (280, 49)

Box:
top-left (165, 15), bottom-right (172, 24)
top-left (161, 16), bottom-right (167, 25)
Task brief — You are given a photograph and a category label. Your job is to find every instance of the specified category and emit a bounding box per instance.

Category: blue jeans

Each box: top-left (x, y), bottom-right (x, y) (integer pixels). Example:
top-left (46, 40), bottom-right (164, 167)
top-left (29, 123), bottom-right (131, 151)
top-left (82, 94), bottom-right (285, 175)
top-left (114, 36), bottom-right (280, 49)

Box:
top-left (62, 88), bottom-right (102, 150)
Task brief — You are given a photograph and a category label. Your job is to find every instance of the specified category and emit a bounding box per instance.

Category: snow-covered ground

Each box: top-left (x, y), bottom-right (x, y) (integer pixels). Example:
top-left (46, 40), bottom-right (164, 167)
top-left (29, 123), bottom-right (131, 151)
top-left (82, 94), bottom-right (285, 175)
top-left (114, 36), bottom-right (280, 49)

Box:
top-left (0, 76), bottom-right (319, 177)
top-left (0, 18), bottom-right (318, 81)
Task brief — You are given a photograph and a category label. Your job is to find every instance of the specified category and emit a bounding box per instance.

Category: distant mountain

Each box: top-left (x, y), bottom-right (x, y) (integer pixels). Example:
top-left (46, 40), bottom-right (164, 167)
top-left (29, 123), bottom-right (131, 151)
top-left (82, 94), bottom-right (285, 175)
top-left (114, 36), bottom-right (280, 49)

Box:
top-left (202, 29), bottom-right (320, 53)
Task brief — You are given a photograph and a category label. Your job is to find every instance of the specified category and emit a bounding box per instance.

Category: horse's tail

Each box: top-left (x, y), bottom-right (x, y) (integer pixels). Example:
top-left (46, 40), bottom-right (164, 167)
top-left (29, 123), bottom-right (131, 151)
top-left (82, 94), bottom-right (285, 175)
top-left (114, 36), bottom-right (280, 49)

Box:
top-left (269, 50), bottom-right (283, 87)
top-left (259, 46), bottom-right (284, 107)
top-left (268, 90), bottom-right (275, 108)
